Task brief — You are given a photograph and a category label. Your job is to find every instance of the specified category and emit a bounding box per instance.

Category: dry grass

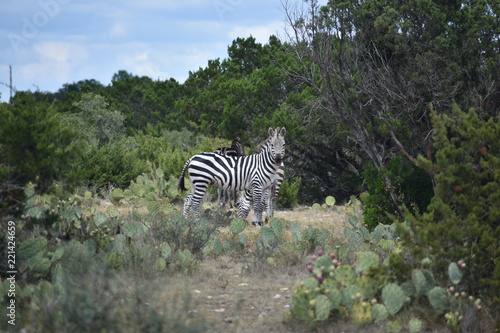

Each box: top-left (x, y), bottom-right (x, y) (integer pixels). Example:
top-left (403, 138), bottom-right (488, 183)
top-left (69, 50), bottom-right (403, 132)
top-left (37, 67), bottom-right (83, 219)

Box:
top-left (147, 206), bottom-right (354, 333)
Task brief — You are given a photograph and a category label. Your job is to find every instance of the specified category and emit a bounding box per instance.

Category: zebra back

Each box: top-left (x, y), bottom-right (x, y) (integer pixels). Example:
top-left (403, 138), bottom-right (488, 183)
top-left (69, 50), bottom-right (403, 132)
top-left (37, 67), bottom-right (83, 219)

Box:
top-left (214, 137), bottom-right (245, 157)
top-left (213, 137), bottom-right (245, 207)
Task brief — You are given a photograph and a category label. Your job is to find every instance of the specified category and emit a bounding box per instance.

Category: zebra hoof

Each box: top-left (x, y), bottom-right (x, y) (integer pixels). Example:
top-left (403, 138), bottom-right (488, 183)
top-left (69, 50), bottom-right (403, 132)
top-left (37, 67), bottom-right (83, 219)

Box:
top-left (252, 221), bottom-right (263, 227)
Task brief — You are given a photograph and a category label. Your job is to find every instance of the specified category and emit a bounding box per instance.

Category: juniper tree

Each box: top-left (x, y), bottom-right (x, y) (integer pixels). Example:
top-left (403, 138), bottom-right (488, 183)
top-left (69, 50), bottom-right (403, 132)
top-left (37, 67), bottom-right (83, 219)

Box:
top-left (407, 104), bottom-right (499, 302)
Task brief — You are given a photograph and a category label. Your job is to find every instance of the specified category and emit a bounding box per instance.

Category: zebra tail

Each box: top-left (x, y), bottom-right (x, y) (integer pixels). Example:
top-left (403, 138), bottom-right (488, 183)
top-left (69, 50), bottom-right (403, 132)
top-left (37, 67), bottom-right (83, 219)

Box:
top-left (178, 159), bottom-right (190, 191)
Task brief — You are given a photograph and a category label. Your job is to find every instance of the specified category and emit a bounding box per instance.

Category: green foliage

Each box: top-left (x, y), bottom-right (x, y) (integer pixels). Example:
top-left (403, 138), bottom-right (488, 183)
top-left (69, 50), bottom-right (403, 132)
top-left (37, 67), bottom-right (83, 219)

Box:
top-left (76, 137), bottom-right (148, 189)
top-left (362, 156), bottom-right (433, 229)
top-left (0, 92), bottom-right (84, 212)
top-left (407, 104), bottom-right (500, 301)
top-left (70, 92), bottom-right (126, 146)
top-left (276, 176), bottom-right (302, 209)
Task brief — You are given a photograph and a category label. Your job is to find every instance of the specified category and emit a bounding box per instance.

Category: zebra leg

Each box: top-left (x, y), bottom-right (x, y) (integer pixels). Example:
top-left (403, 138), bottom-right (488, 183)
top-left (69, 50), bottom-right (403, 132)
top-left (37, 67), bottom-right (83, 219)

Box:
top-left (252, 188), bottom-right (264, 227)
top-left (191, 196), bottom-right (202, 220)
top-left (183, 194), bottom-right (193, 218)
top-left (237, 190), bottom-right (251, 219)
top-left (189, 187), bottom-right (207, 220)
top-left (262, 188), bottom-right (271, 224)
top-left (217, 188), bottom-right (222, 206)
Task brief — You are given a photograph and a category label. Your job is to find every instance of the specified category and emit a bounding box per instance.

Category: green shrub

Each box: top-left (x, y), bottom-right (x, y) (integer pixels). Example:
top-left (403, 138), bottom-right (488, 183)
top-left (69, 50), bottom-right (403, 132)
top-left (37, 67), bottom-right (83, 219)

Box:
top-left (277, 176), bottom-right (302, 209)
top-left (405, 104), bottom-right (500, 303)
top-left (362, 156), bottom-right (433, 230)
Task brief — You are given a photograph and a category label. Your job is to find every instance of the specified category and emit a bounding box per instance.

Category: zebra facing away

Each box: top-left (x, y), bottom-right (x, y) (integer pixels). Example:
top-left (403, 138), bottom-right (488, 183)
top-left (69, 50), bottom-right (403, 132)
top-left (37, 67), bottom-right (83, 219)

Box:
top-left (178, 127), bottom-right (286, 226)
top-left (214, 137), bottom-right (245, 207)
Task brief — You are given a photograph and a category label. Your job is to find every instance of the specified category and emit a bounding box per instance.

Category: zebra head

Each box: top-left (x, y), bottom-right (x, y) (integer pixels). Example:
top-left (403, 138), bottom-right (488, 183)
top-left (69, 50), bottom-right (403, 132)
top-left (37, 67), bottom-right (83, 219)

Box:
top-left (267, 127), bottom-right (286, 164)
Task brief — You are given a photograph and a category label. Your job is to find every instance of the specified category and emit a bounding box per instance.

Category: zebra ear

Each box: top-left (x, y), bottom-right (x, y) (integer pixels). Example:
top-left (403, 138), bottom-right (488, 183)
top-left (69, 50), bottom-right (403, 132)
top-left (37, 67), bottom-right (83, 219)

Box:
top-left (279, 127), bottom-right (286, 137)
top-left (268, 127), bottom-right (275, 137)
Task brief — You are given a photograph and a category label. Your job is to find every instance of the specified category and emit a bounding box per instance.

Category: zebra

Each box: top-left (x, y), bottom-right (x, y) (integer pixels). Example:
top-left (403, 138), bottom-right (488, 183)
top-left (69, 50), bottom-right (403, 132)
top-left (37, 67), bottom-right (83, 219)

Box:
top-left (178, 127), bottom-right (286, 226)
top-left (214, 137), bottom-right (245, 207)
top-left (238, 162), bottom-right (285, 224)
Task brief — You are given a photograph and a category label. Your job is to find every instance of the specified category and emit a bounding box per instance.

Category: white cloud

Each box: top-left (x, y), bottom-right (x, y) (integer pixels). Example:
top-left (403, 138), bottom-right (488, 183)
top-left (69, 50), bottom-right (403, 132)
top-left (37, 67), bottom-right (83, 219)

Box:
top-left (14, 42), bottom-right (89, 92)
top-left (33, 41), bottom-right (88, 63)
top-left (228, 20), bottom-right (284, 44)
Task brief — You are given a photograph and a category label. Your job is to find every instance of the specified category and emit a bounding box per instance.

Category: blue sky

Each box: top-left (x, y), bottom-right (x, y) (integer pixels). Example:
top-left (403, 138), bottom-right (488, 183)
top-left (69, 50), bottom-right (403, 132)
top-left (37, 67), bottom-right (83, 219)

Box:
top-left (0, 0), bottom-right (290, 102)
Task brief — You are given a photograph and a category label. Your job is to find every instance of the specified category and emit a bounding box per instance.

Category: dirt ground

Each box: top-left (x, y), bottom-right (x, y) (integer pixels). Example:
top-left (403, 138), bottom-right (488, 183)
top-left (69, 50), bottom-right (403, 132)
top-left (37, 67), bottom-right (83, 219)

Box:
top-left (154, 207), bottom-right (356, 333)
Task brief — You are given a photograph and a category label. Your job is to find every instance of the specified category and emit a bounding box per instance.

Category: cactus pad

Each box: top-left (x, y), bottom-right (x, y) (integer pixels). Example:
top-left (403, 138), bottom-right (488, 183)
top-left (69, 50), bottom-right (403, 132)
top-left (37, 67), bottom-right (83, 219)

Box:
top-left (314, 294), bottom-right (332, 321)
top-left (18, 237), bottom-right (47, 260)
top-left (355, 275), bottom-right (379, 299)
top-left (341, 285), bottom-right (363, 309)
top-left (334, 264), bottom-right (356, 286)
top-left (412, 269), bottom-right (434, 296)
top-left (110, 188), bottom-right (124, 205)
top-left (355, 251), bottom-right (380, 275)
top-left (448, 262), bottom-right (463, 285)
top-left (351, 302), bottom-right (373, 325)
top-left (409, 318), bottom-right (424, 333)
top-left (382, 283), bottom-right (405, 315)
top-left (401, 282), bottom-right (415, 298)
top-left (372, 303), bottom-right (389, 323)
top-left (427, 287), bottom-right (450, 313)
top-left (325, 196), bottom-right (336, 206)
top-left (302, 277), bottom-right (320, 290)
top-left (230, 218), bottom-right (246, 235)
top-left (291, 286), bottom-right (315, 322)
top-left (324, 285), bottom-right (341, 309)
top-left (269, 218), bottom-right (283, 236)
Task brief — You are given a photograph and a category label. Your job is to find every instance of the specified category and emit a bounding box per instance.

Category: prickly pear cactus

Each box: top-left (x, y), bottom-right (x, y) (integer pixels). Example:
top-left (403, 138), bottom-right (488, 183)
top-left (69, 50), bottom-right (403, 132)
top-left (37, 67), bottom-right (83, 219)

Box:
top-left (314, 294), bottom-right (332, 321)
top-left (401, 282), bottom-right (415, 298)
top-left (355, 275), bottom-right (379, 299)
top-left (269, 218), bottom-right (283, 236)
top-left (381, 283), bottom-right (405, 315)
top-left (291, 286), bottom-right (315, 322)
top-left (18, 237), bottom-right (47, 260)
top-left (322, 280), bottom-right (342, 308)
top-left (372, 303), bottom-right (389, 323)
top-left (408, 318), bottom-right (424, 333)
top-left (351, 301), bottom-right (372, 325)
top-left (427, 287), bottom-right (450, 313)
top-left (18, 237), bottom-right (51, 278)
top-left (448, 262), bottom-right (463, 285)
top-left (386, 320), bottom-right (402, 333)
top-left (412, 269), bottom-right (435, 296)
top-left (110, 188), bottom-right (124, 205)
top-left (302, 277), bottom-right (319, 290)
top-left (341, 285), bottom-right (364, 309)
top-left (230, 218), bottom-right (246, 235)
top-left (355, 251), bottom-right (379, 275)
top-left (325, 196), bottom-right (336, 207)
top-left (334, 264), bottom-right (356, 286)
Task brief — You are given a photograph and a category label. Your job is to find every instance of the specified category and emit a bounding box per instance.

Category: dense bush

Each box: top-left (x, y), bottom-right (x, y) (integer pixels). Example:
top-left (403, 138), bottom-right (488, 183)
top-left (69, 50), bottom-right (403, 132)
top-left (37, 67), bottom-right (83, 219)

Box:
top-left (362, 156), bottom-right (433, 229)
top-left (0, 93), bottom-right (84, 216)
top-left (403, 105), bottom-right (500, 303)
top-left (276, 176), bottom-right (302, 209)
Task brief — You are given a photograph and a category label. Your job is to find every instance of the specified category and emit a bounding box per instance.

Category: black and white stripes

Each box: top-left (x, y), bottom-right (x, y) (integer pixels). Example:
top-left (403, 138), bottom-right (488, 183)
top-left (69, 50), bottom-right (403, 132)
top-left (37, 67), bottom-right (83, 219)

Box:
top-left (214, 137), bottom-right (245, 207)
top-left (178, 127), bottom-right (286, 226)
